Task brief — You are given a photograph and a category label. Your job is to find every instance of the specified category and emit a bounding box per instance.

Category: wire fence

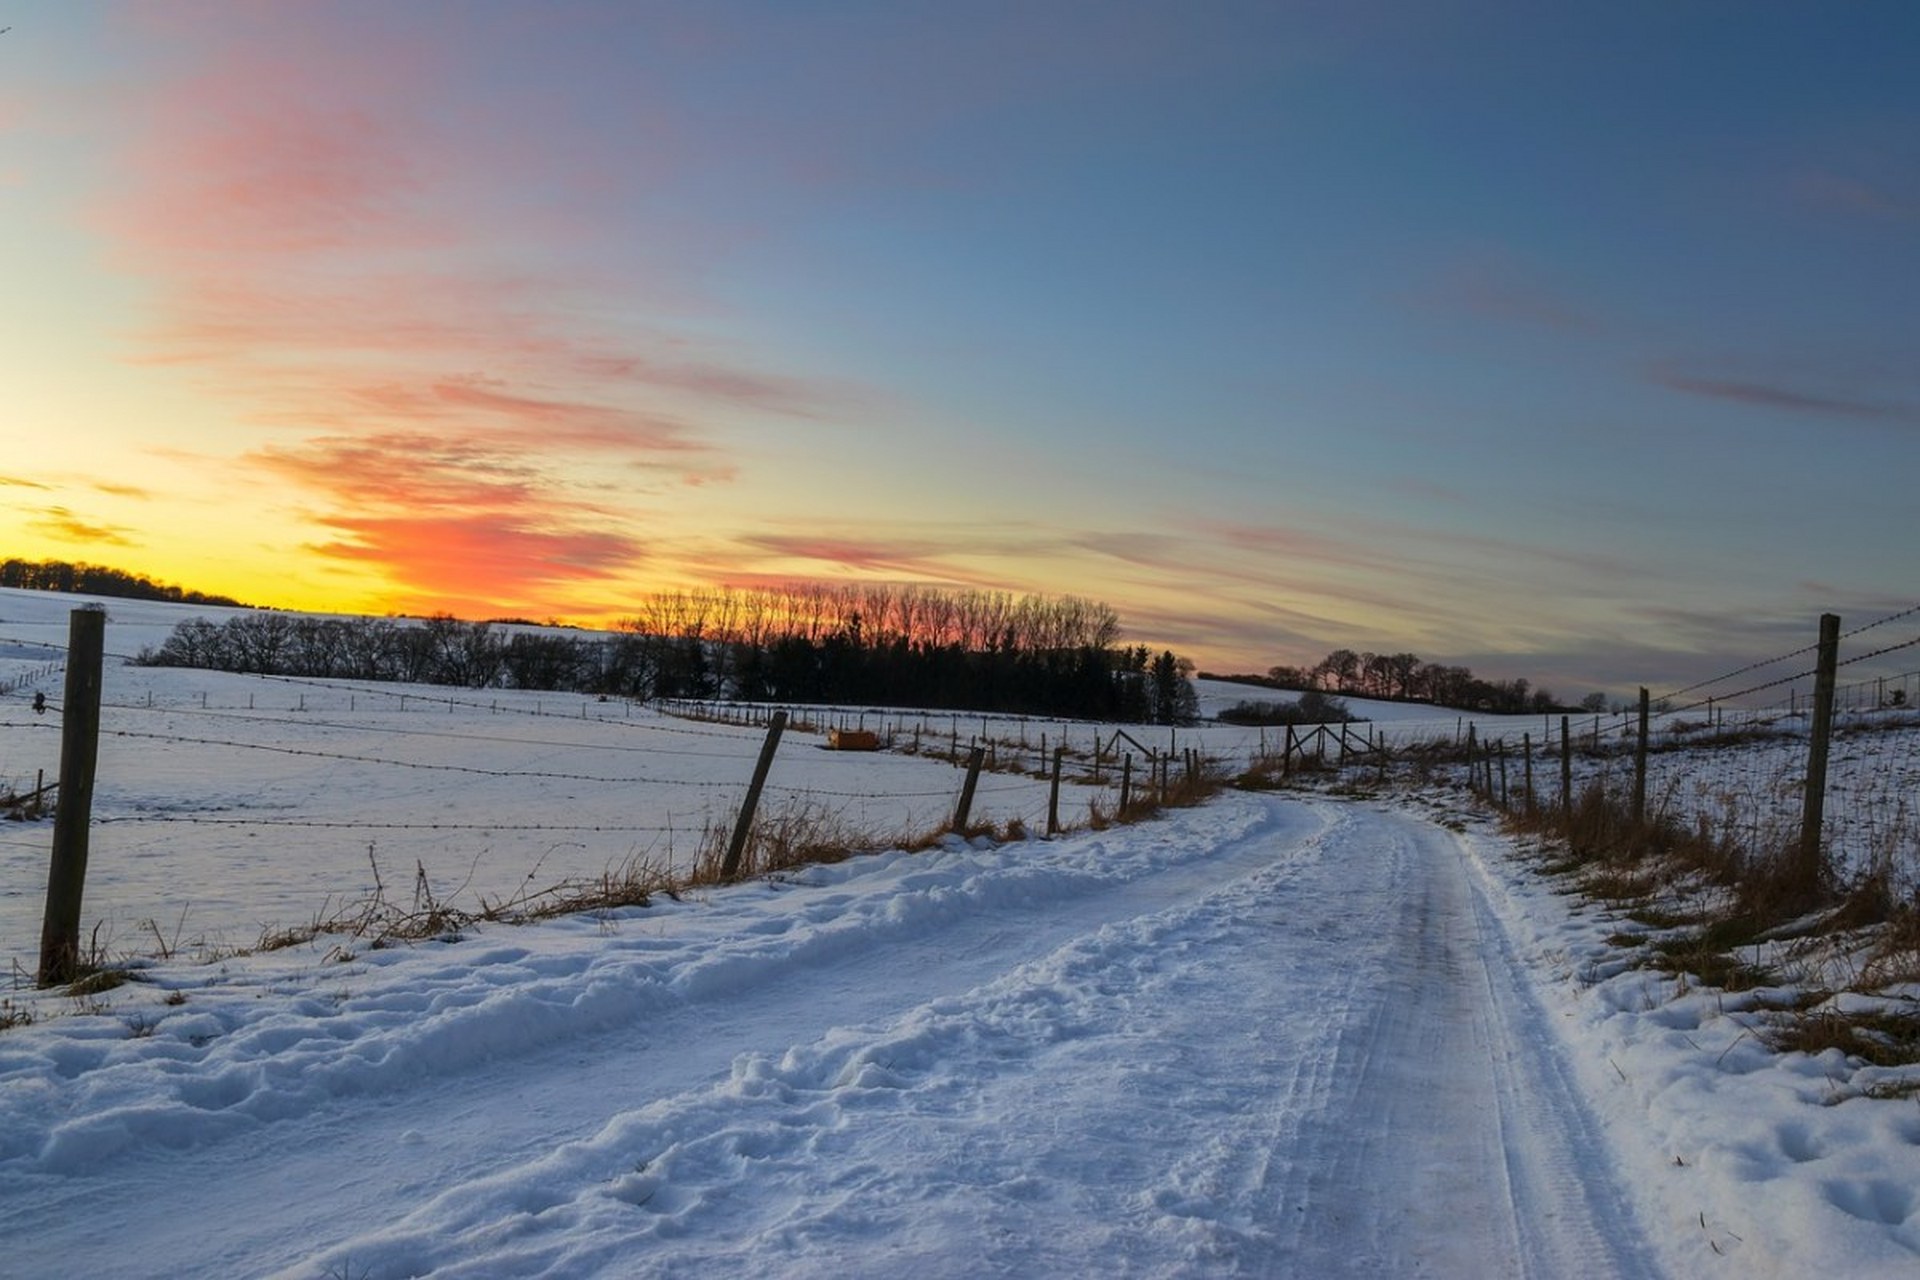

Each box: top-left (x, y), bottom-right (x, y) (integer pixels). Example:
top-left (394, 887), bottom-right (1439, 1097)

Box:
top-left (1404, 609), bottom-right (1920, 901)
top-left (1, 650), bottom-right (1137, 977)
top-left (5, 605), bottom-right (1918, 976)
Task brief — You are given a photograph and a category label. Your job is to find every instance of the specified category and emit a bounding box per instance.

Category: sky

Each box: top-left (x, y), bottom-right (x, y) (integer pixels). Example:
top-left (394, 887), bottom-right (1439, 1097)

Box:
top-left (3, 1), bottom-right (1918, 695)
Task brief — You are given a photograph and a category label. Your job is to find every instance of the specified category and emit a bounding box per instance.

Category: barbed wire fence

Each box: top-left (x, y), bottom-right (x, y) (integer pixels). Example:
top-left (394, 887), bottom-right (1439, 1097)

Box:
top-left (3, 617), bottom-right (1144, 984)
top-left (8, 604), bottom-right (1918, 982)
top-left (1428, 608), bottom-right (1920, 906)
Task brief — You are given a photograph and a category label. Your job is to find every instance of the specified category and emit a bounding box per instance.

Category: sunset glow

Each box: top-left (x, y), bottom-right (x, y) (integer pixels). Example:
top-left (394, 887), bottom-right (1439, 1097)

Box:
top-left (4, 3), bottom-right (1918, 689)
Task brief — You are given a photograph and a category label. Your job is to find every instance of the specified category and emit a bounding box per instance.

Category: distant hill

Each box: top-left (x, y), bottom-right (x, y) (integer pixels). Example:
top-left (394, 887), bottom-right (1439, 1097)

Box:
top-left (0, 558), bottom-right (248, 608)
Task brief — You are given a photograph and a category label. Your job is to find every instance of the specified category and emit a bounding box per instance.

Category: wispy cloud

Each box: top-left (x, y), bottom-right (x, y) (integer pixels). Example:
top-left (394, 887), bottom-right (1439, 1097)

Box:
top-left (1652, 365), bottom-right (1920, 427)
top-left (721, 525), bottom-right (1071, 592)
top-left (1792, 169), bottom-right (1918, 222)
top-left (92, 10), bottom-right (867, 610)
top-left (28, 506), bottom-right (137, 547)
top-left (1406, 253), bottom-right (1599, 335)
top-left (250, 433), bottom-right (644, 614)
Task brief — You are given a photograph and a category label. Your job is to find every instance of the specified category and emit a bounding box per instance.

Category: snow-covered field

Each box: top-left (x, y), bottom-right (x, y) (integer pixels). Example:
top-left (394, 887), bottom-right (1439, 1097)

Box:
top-left (4, 589), bottom-right (1920, 1276)
top-left (0, 591), bottom-right (1102, 975)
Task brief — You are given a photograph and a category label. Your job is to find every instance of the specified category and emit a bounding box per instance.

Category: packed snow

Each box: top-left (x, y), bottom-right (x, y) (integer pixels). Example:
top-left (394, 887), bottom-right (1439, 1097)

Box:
top-left (4, 591), bottom-right (1919, 1276)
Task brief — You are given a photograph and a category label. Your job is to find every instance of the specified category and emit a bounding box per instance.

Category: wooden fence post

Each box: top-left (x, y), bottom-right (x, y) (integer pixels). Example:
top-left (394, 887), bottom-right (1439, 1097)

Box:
top-left (1797, 613), bottom-right (1841, 894)
top-left (1632, 687), bottom-right (1649, 828)
top-left (38, 607), bottom-right (105, 987)
top-left (1522, 732), bottom-right (1535, 815)
top-left (1120, 753), bottom-right (1133, 812)
top-left (952, 744), bottom-right (987, 832)
top-left (720, 710), bottom-right (787, 880)
top-left (1559, 715), bottom-right (1573, 833)
top-left (1047, 745), bottom-right (1065, 836)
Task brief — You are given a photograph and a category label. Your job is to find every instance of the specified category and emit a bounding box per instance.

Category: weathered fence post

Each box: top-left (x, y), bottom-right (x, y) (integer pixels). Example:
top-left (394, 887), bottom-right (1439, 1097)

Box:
top-left (952, 744), bottom-right (987, 833)
top-left (1047, 745), bottom-right (1065, 836)
top-left (1465, 724), bottom-right (1479, 796)
top-left (1797, 613), bottom-right (1841, 894)
top-left (1497, 741), bottom-right (1509, 810)
top-left (1522, 732), bottom-right (1535, 815)
top-left (721, 710), bottom-right (787, 880)
top-left (1559, 715), bottom-right (1573, 833)
top-left (1120, 753), bottom-right (1133, 812)
top-left (1632, 687), bottom-right (1650, 828)
top-left (38, 607), bottom-right (106, 987)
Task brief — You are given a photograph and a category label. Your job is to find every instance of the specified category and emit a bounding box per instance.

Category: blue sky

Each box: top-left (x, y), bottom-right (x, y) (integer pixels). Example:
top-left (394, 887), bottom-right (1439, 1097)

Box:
top-left (2, 1), bottom-right (1917, 697)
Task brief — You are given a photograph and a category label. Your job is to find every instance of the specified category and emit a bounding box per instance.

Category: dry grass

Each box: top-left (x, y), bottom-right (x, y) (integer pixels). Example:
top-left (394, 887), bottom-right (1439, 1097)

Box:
top-left (688, 799), bottom-right (926, 884)
top-left (1859, 902), bottom-right (1920, 988)
top-left (1487, 745), bottom-right (1920, 1070)
top-left (1768, 1006), bottom-right (1920, 1069)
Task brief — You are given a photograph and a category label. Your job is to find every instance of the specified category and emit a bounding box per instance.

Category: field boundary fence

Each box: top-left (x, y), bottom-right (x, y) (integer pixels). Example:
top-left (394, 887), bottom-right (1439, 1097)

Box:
top-left (1367, 610), bottom-right (1920, 915)
top-left (10, 615), bottom-right (1180, 986)
top-left (10, 604), bottom-right (1920, 985)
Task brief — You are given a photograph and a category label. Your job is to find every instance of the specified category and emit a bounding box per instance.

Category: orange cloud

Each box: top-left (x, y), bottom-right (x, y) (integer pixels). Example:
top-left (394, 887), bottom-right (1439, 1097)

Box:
top-left (89, 11), bottom-right (878, 614)
top-left (251, 432), bottom-right (644, 615)
top-left (309, 513), bottom-right (642, 616)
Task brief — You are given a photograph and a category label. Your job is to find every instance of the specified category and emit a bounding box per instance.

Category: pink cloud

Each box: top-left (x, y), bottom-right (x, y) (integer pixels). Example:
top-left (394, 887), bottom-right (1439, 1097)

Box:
top-left (87, 9), bottom-right (887, 613)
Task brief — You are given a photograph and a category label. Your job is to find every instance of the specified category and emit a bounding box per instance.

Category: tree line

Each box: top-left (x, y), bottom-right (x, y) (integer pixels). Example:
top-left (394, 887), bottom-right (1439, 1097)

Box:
top-left (1240, 647), bottom-right (1597, 715)
top-left (135, 585), bottom-right (1202, 723)
top-left (1, 558), bottom-right (245, 607)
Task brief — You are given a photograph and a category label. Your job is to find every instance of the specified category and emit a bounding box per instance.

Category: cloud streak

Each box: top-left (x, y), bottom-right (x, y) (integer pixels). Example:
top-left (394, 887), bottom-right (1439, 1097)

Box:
top-left (27, 506), bottom-right (137, 547)
top-left (1652, 366), bottom-right (1920, 427)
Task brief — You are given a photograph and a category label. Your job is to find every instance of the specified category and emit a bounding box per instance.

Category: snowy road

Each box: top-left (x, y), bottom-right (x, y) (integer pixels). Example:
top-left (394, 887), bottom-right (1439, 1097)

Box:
top-left (5, 794), bottom-right (1667, 1277)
